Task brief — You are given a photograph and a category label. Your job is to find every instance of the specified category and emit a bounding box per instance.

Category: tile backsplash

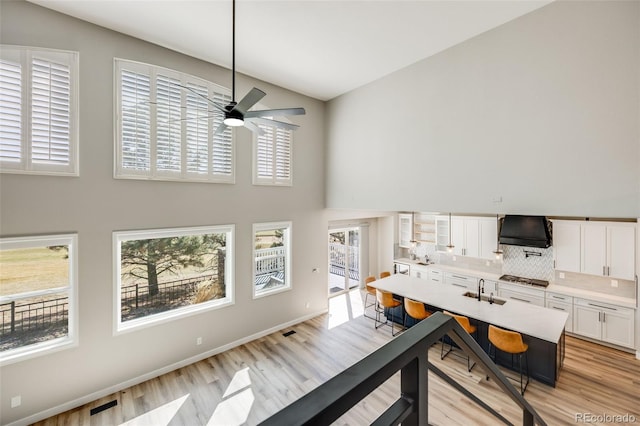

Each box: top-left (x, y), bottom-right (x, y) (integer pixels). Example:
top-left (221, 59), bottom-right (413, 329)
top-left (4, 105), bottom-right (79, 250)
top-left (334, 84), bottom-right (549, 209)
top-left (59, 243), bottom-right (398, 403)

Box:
top-left (501, 245), bottom-right (554, 282)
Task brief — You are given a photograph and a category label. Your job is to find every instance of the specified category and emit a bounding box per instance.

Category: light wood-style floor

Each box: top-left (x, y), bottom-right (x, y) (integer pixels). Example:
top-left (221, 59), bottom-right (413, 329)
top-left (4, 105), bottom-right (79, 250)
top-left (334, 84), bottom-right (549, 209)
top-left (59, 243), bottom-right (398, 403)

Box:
top-left (34, 290), bottom-right (640, 425)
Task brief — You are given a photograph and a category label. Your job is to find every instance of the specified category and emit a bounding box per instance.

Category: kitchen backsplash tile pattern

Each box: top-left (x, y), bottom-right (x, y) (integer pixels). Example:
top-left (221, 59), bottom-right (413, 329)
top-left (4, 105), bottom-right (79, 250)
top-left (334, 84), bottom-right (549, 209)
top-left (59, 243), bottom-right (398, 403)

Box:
top-left (501, 245), bottom-right (554, 282)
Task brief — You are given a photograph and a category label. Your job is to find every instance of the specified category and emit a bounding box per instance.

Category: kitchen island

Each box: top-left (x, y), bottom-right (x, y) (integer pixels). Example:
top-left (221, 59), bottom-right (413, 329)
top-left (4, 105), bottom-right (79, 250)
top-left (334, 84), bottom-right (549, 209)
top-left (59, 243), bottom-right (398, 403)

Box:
top-left (369, 273), bottom-right (568, 387)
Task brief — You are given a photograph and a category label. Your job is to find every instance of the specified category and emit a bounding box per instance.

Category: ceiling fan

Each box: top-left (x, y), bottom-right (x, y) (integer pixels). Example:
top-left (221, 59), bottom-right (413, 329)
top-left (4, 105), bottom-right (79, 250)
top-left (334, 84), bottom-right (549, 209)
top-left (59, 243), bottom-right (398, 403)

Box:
top-left (178, 0), bottom-right (305, 136)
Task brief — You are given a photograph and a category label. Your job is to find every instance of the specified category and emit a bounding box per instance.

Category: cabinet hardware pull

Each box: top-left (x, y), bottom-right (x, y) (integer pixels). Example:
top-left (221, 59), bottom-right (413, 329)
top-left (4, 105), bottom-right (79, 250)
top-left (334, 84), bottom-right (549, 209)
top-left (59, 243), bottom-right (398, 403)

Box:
top-left (452, 275), bottom-right (467, 280)
top-left (598, 312), bottom-right (601, 322)
top-left (588, 303), bottom-right (616, 310)
top-left (510, 297), bottom-right (530, 303)
top-left (602, 312), bottom-right (606, 322)
top-left (552, 307), bottom-right (565, 311)
top-left (452, 283), bottom-right (466, 288)
top-left (552, 295), bottom-right (564, 299)
top-left (607, 266), bottom-right (610, 276)
top-left (603, 266), bottom-right (606, 276)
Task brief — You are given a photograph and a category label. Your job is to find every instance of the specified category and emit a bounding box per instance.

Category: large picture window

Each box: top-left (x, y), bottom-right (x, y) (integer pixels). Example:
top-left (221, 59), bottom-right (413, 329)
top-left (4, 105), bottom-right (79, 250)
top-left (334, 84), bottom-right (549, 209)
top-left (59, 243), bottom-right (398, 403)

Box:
top-left (115, 59), bottom-right (234, 183)
top-left (0, 234), bottom-right (78, 366)
top-left (114, 225), bottom-right (234, 333)
top-left (0, 46), bottom-right (79, 176)
top-left (253, 222), bottom-right (291, 298)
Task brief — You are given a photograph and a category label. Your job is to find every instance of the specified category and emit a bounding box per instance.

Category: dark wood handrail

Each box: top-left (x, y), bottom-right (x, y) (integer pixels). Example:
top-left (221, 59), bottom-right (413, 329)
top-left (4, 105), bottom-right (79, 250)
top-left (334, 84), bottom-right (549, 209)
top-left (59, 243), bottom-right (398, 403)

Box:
top-left (259, 312), bottom-right (546, 426)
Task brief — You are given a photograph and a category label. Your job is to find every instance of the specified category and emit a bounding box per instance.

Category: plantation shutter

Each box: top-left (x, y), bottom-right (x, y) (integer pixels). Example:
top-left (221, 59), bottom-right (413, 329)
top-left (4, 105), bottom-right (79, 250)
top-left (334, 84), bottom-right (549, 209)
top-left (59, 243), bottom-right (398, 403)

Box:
top-left (254, 122), bottom-right (292, 186)
top-left (156, 74), bottom-right (181, 173)
top-left (185, 83), bottom-right (209, 175)
top-left (0, 47), bottom-right (78, 175)
top-left (256, 125), bottom-right (274, 179)
top-left (115, 59), bottom-right (234, 183)
top-left (0, 59), bottom-right (22, 163)
top-left (210, 91), bottom-right (232, 177)
top-left (120, 68), bottom-right (151, 171)
top-left (31, 57), bottom-right (71, 166)
top-left (274, 127), bottom-right (291, 181)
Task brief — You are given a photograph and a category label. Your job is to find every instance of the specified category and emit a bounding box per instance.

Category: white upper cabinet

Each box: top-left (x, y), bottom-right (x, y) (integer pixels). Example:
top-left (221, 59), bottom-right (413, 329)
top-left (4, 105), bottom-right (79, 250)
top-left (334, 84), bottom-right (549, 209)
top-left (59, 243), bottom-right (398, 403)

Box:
top-left (479, 218), bottom-right (498, 260)
top-left (444, 216), bottom-right (497, 260)
top-left (555, 220), bottom-right (636, 281)
top-left (398, 213), bottom-right (413, 248)
top-left (582, 222), bottom-right (636, 281)
top-left (552, 220), bottom-right (581, 273)
top-left (606, 224), bottom-right (636, 280)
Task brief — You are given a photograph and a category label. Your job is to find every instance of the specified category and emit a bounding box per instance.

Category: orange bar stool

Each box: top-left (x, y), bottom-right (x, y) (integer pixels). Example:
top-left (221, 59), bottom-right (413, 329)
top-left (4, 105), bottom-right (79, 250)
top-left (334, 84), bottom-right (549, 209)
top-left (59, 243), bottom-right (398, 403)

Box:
top-left (488, 324), bottom-right (530, 395)
top-left (380, 271), bottom-right (391, 279)
top-left (375, 289), bottom-right (402, 336)
top-left (403, 298), bottom-right (431, 329)
top-left (440, 310), bottom-right (478, 372)
top-left (363, 276), bottom-right (378, 320)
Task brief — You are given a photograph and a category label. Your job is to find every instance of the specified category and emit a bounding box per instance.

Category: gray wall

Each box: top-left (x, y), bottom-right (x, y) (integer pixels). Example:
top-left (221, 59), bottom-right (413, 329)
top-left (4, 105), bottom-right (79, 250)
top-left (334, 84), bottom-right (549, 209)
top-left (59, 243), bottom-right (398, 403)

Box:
top-left (326, 0), bottom-right (640, 218)
top-left (0, 2), bottom-right (326, 424)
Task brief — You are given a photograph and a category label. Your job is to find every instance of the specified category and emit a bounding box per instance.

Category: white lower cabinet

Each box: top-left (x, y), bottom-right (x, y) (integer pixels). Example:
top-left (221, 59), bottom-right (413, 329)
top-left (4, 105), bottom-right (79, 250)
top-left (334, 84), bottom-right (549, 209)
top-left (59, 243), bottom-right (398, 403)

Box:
top-left (428, 269), bottom-right (443, 284)
top-left (498, 283), bottom-right (545, 306)
top-left (410, 267), bottom-right (428, 280)
top-left (573, 298), bottom-right (635, 349)
top-left (445, 272), bottom-right (477, 291)
top-left (546, 292), bottom-right (573, 333)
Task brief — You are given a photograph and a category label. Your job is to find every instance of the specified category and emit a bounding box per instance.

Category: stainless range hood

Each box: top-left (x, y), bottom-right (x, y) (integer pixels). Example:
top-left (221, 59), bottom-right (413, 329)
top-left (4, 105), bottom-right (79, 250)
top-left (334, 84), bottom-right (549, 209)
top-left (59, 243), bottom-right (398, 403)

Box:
top-left (498, 215), bottom-right (552, 248)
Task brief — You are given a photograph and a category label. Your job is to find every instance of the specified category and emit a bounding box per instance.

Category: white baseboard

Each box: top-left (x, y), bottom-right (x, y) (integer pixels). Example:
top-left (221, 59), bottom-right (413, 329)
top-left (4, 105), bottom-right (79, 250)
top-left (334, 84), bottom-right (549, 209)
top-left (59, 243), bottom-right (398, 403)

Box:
top-left (6, 309), bottom-right (328, 426)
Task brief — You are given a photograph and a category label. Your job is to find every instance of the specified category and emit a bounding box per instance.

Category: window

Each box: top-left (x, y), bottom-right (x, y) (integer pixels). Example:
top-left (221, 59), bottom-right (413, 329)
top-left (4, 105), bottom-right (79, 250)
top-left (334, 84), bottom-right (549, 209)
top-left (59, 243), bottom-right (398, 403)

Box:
top-left (0, 234), bottom-right (78, 366)
top-left (253, 221), bottom-right (291, 298)
top-left (115, 59), bottom-right (234, 183)
top-left (114, 225), bottom-right (234, 333)
top-left (253, 122), bottom-right (292, 186)
top-left (0, 46), bottom-right (79, 176)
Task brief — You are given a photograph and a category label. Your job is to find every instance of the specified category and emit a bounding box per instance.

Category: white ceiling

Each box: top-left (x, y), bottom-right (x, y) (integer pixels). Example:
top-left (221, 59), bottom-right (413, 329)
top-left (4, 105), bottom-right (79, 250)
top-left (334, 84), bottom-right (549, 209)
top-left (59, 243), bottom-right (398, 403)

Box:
top-left (27, 0), bottom-right (552, 101)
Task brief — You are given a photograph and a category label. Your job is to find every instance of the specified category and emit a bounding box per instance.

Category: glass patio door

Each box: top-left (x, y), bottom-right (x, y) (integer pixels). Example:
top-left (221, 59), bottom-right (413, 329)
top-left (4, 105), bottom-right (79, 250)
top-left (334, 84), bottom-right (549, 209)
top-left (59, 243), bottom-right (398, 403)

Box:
top-left (328, 227), bottom-right (360, 296)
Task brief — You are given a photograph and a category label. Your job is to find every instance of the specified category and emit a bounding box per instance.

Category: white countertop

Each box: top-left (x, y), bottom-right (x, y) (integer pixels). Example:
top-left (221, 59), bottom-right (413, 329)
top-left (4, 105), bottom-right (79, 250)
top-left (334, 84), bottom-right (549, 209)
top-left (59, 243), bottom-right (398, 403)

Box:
top-left (395, 258), bottom-right (637, 309)
top-left (370, 273), bottom-right (568, 343)
top-left (546, 284), bottom-right (637, 309)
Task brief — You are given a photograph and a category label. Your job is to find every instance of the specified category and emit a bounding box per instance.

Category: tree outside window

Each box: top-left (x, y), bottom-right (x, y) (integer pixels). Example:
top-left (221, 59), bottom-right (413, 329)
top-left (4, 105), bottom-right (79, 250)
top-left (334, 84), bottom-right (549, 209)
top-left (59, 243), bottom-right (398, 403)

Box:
top-left (114, 225), bottom-right (234, 332)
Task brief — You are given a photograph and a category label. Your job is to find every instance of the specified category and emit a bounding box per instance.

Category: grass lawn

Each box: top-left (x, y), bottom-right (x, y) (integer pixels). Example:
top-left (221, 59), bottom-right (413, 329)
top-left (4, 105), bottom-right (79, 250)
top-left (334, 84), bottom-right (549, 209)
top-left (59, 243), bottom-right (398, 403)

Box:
top-left (0, 247), bottom-right (69, 296)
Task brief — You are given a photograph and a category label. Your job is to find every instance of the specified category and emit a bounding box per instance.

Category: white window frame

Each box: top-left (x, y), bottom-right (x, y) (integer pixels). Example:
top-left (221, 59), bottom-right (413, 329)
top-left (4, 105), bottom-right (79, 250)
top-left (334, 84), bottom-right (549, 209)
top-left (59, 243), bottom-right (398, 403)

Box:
top-left (114, 58), bottom-right (235, 183)
top-left (0, 234), bottom-right (79, 366)
top-left (252, 221), bottom-right (292, 299)
top-left (113, 225), bottom-right (235, 334)
top-left (0, 45), bottom-right (79, 176)
top-left (252, 120), bottom-right (293, 186)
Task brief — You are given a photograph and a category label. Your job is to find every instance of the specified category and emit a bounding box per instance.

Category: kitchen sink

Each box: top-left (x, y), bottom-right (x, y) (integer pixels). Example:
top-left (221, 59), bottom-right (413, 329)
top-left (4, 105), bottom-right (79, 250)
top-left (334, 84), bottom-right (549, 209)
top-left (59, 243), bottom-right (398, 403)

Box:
top-left (462, 292), bottom-right (506, 305)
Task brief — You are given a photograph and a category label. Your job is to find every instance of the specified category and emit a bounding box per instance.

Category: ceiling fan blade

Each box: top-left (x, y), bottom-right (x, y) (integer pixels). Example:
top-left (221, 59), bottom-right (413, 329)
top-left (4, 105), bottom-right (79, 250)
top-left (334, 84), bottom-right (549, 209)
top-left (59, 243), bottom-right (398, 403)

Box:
top-left (174, 83), bottom-right (227, 113)
top-left (214, 122), bottom-right (229, 135)
top-left (243, 120), bottom-right (265, 136)
top-left (233, 87), bottom-right (266, 115)
top-left (247, 117), bottom-right (300, 131)
top-left (245, 107), bottom-right (306, 119)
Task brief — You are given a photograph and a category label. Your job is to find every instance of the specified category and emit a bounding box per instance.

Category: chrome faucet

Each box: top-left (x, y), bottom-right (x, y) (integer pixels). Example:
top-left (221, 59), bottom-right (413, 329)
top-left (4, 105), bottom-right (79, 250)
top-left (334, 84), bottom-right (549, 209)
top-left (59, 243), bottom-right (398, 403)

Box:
top-left (478, 279), bottom-right (485, 301)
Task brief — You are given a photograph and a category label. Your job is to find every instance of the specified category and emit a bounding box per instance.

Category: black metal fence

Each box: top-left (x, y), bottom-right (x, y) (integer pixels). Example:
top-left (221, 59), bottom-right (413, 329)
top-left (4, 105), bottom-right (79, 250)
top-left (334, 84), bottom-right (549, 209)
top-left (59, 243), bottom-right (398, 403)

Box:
top-left (1, 272), bottom-right (222, 349)
top-left (120, 274), bottom-right (217, 310)
top-left (0, 296), bottom-right (68, 336)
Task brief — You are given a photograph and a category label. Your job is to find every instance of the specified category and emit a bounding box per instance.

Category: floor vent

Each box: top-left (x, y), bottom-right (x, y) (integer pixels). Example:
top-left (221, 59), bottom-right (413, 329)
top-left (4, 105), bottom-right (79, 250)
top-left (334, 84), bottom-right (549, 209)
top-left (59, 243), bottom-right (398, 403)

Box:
top-left (282, 330), bottom-right (296, 337)
top-left (90, 400), bottom-right (117, 416)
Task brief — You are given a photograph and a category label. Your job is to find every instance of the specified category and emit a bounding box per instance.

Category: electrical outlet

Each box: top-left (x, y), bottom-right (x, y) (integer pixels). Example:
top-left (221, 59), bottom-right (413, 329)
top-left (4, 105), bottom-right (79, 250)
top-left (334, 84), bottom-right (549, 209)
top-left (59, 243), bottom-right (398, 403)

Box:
top-left (559, 272), bottom-right (565, 279)
top-left (305, 302), bottom-right (310, 309)
top-left (11, 395), bottom-right (21, 408)
top-left (452, 256), bottom-right (457, 261)
top-left (196, 337), bottom-right (202, 345)
top-left (485, 261), bottom-right (490, 266)
top-left (611, 280), bottom-right (618, 288)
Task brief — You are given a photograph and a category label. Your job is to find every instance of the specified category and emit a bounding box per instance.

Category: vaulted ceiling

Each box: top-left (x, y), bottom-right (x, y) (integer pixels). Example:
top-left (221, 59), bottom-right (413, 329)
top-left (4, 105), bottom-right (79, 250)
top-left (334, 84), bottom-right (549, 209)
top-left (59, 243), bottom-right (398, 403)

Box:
top-left (27, 0), bottom-right (552, 101)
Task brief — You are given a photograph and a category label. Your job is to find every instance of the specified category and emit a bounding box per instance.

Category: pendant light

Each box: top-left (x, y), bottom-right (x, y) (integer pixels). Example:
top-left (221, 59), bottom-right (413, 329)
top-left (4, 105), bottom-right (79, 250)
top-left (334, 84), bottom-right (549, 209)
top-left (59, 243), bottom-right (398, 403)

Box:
top-left (446, 213), bottom-right (455, 253)
top-left (492, 214), bottom-right (503, 259)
